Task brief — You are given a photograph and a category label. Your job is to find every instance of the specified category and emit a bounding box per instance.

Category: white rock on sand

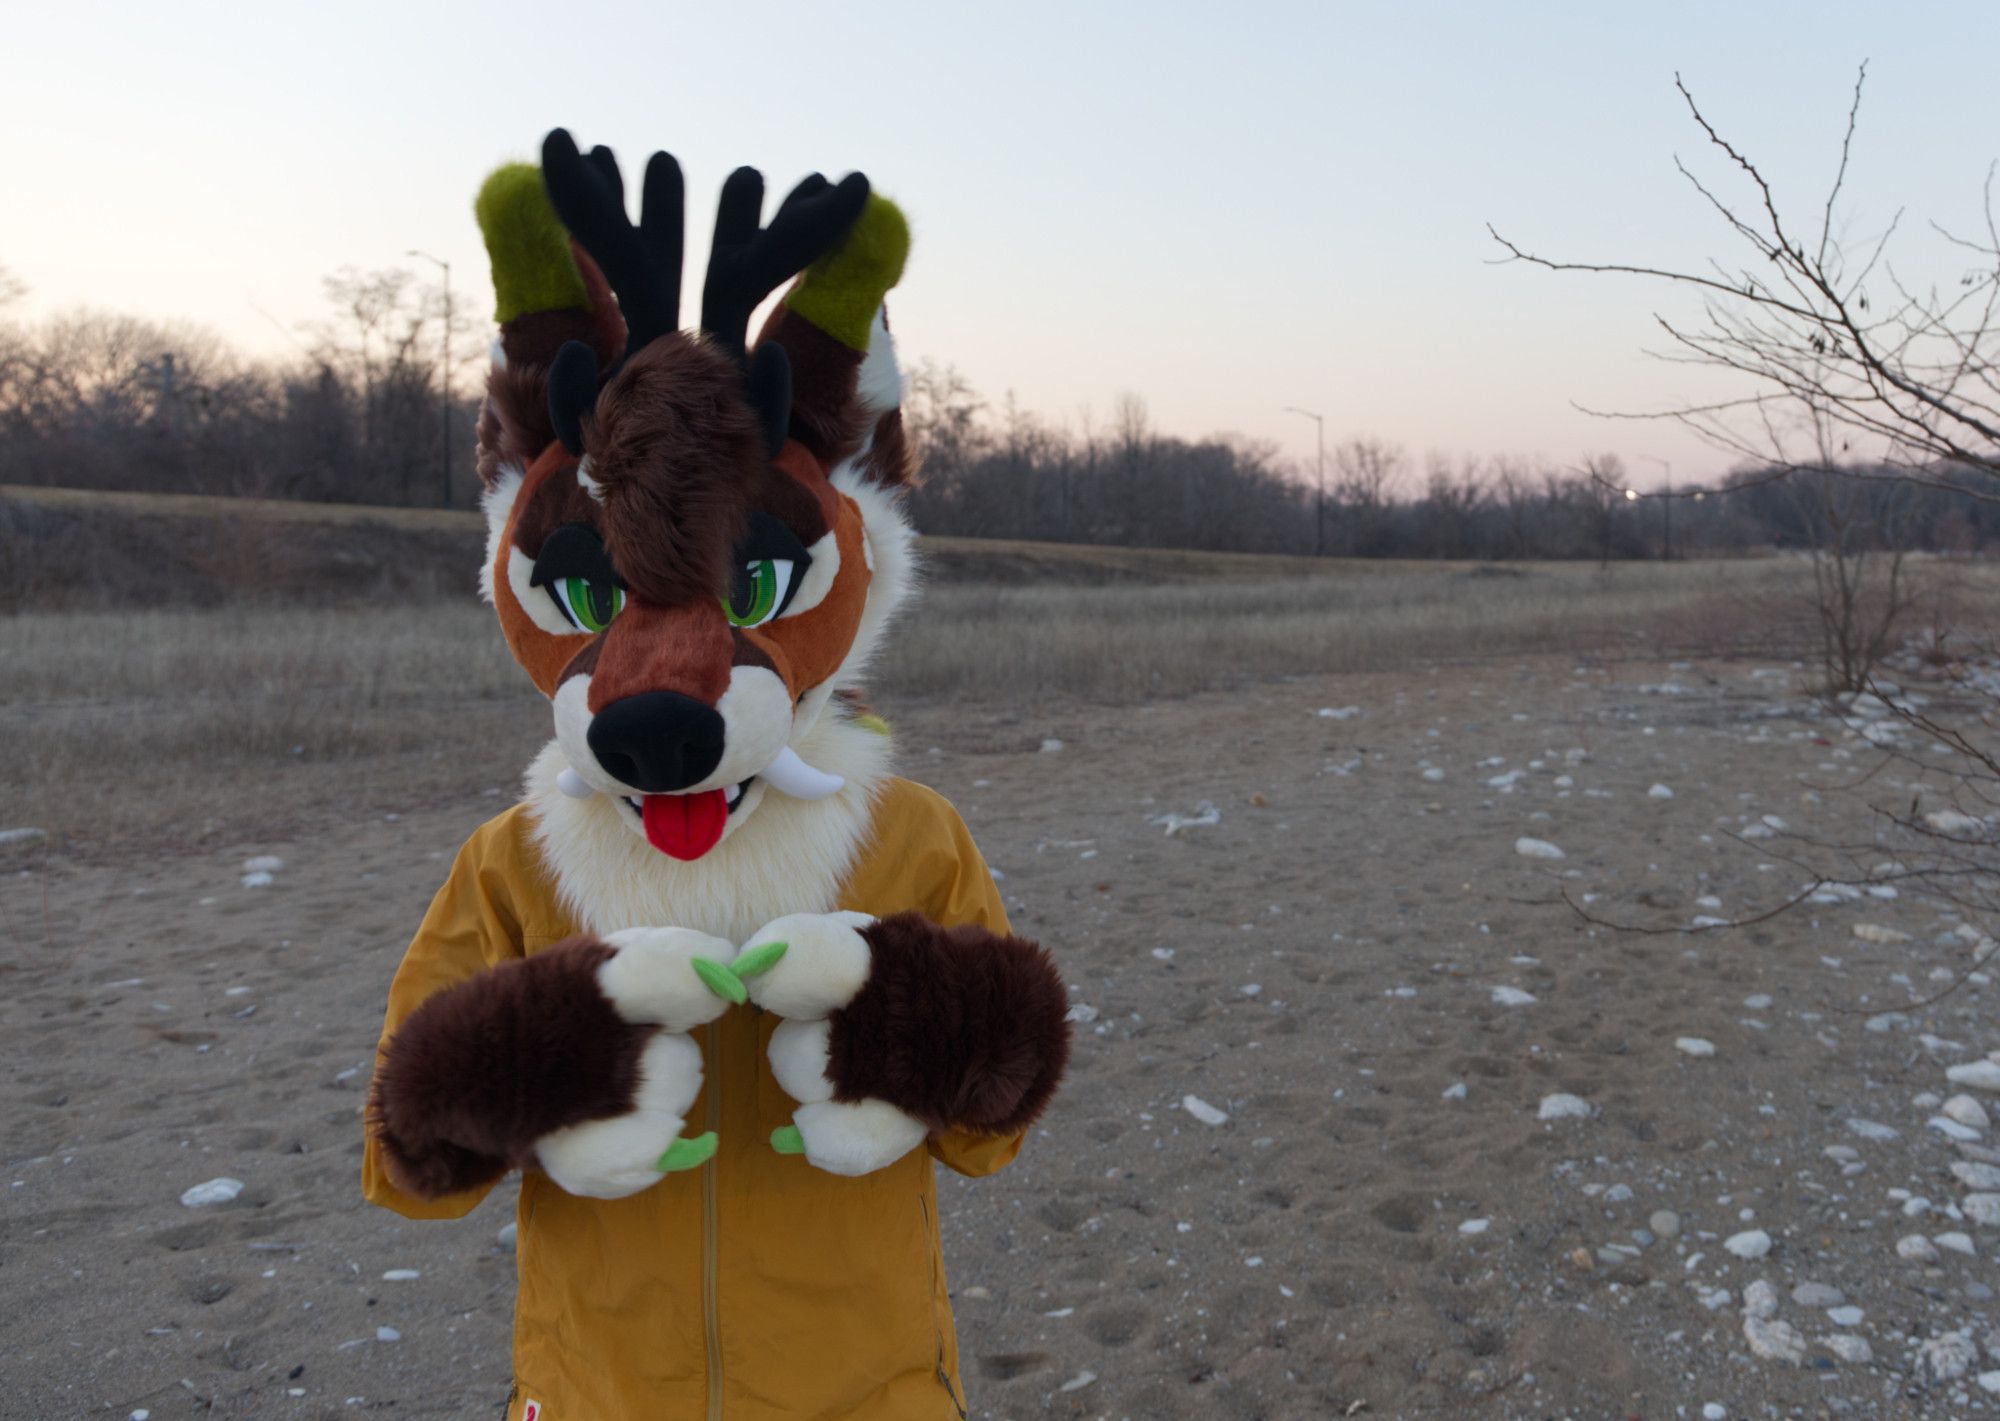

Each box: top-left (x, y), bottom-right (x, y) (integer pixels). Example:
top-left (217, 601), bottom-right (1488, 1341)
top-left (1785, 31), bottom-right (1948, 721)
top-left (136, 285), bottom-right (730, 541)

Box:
top-left (1490, 986), bottom-right (1537, 1006)
top-left (1742, 1279), bottom-right (1778, 1319)
top-left (1743, 1314), bottom-right (1807, 1363)
top-left (1947, 1061), bottom-right (2000, 1092)
top-left (1724, 1229), bottom-right (1773, 1260)
top-left (1181, 1095), bottom-right (1229, 1127)
top-left (1943, 1095), bottom-right (1992, 1131)
top-left (1963, 1194), bottom-right (2000, 1227)
top-left (1846, 1118), bottom-right (1899, 1142)
top-left (1920, 1330), bottom-right (1980, 1381)
top-left (1952, 1162), bottom-right (2000, 1191)
top-left (1515, 837), bottom-right (1565, 861)
top-left (1897, 1235), bottom-right (1941, 1262)
top-left (1537, 1093), bottom-right (1592, 1121)
top-left (178, 1178), bottom-right (244, 1208)
top-left (1648, 784), bottom-right (1674, 799)
top-left (1676, 1037), bottom-right (1716, 1058)
top-left (1823, 1334), bottom-right (1873, 1364)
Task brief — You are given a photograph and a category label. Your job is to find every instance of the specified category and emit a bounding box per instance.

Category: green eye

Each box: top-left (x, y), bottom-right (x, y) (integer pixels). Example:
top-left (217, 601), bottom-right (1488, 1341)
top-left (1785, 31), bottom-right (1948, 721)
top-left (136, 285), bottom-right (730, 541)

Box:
top-left (725, 558), bottom-right (796, 628)
top-left (554, 577), bottom-right (625, 633)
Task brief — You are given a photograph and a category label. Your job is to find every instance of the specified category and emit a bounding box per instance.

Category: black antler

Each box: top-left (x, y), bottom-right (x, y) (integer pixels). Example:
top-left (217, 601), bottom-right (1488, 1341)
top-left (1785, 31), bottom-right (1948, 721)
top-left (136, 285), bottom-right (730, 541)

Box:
top-left (542, 128), bottom-right (684, 355)
top-left (539, 129), bottom-right (685, 454)
top-left (701, 167), bottom-right (870, 369)
top-left (535, 131), bottom-right (866, 460)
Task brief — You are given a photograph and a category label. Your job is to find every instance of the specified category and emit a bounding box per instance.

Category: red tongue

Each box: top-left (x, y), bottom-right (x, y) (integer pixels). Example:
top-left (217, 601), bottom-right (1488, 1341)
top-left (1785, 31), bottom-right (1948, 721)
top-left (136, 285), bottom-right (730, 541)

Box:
top-left (641, 790), bottom-right (729, 860)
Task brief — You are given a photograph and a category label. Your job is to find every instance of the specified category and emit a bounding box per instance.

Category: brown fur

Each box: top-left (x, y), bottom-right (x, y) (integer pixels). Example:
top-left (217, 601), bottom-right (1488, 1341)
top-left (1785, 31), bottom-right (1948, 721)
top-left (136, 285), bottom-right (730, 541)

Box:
top-left (585, 598), bottom-right (734, 709)
top-left (366, 938), bottom-right (654, 1199)
top-left (478, 360), bottom-right (564, 489)
top-left (859, 407), bottom-right (917, 487)
top-left (826, 912), bottom-right (1070, 1136)
top-left (756, 302), bottom-right (866, 464)
top-left (585, 336), bottom-right (760, 608)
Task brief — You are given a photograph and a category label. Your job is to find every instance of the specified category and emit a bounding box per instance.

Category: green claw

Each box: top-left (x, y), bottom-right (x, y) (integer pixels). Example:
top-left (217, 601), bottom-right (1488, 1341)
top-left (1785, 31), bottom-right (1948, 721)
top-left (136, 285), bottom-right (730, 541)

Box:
top-left (691, 956), bottom-right (747, 1005)
top-left (732, 941), bottom-right (788, 980)
top-left (657, 1131), bottom-right (719, 1173)
top-left (770, 1124), bottom-right (805, 1156)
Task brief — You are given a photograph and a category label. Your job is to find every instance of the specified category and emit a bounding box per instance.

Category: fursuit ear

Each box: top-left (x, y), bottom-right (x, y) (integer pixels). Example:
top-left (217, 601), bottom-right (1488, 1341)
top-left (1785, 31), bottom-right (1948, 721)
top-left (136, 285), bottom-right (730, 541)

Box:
top-left (746, 342), bottom-right (792, 458)
top-left (548, 340), bottom-right (600, 456)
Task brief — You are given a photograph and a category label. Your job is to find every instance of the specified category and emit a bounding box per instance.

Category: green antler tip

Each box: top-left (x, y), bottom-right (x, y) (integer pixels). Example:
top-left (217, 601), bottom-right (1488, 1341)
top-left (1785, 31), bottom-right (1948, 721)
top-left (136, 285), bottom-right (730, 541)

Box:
top-left (732, 941), bottom-right (788, 979)
top-left (657, 1131), bottom-right (719, 1173)
top-left (770, 1124), bottom-right (805, 1156)
top-left (691, 956), bottom-right (748, 1005)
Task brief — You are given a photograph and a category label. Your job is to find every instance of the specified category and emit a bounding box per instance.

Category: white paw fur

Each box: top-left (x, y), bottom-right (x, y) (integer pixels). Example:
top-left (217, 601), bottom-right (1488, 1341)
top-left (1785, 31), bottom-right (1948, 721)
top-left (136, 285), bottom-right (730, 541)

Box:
top-left (598, 927), bottom-right (738, 1032)
top-left (740, 911), bottom-right (875, 1020)
top-left (536, 1033), bottom-right (704, 1199)
top-left (768, 1017), bottom-right (834, 1104)
top-left (791, 1098), bottom-right (927, 1177)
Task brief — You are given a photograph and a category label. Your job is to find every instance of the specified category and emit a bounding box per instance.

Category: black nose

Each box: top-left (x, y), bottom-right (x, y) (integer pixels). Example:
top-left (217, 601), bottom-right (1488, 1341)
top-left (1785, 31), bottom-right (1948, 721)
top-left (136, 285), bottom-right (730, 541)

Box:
top-left (586, 692), bottom-right (726, 793)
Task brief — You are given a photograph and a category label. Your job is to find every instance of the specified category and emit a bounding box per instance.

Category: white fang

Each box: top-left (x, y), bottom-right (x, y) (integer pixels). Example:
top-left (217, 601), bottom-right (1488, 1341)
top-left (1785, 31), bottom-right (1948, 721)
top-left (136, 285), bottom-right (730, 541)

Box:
top-left (761, 746), bottom-right (846, 801)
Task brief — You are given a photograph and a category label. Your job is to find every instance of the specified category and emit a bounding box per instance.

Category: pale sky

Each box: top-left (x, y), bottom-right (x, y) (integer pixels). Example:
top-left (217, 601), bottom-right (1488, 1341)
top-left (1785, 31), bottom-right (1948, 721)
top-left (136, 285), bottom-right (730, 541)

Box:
top-left (8, 1), bottom-right (1997, 490)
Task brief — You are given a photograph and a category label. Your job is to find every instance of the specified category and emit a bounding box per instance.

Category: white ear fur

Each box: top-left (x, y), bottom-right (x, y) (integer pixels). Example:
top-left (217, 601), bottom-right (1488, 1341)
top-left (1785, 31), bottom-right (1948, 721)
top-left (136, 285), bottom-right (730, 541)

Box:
top-left (828, 462), bottom-right (918, 696)
top-left (855, 309), bottom-right (903, 415)
top-left (478, 462), bottom-right (525, 605)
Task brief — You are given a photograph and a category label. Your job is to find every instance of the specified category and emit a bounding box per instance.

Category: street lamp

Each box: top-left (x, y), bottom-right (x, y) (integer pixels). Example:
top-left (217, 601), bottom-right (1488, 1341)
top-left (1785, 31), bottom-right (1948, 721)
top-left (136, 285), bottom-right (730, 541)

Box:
top-left (407, 249), bottom-right (453, 508)
top-left (1640, 455), bottom-right (1672, 560)
top-left (1282, 406), bottom-right (1326, 556)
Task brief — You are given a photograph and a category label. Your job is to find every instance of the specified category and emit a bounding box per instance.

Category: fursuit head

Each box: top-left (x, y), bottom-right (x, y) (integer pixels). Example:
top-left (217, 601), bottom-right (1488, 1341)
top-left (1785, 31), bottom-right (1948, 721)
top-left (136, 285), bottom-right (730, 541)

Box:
top-left (476, 129), bottom-right (918, 871)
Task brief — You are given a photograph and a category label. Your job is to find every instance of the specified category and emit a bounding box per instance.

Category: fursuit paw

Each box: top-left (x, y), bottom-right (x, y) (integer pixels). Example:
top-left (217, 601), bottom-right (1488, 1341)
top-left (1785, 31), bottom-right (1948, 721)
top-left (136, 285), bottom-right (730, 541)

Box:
top-left (537, 1033), bottom-right (714, 1198)
top-left (738, 911), bottom-right (1072, 1175)
top-left (770, 1100), bottom-right (929, 1177)
top-left (765, 1017), bottom-right (927, 1175)
top-left (732, 911), bottom-right (878, 1020)
top-left (595, 926), bottom-right (749, 1026)
top-left (534, 927), bottom-right (737, 1199)
top-left (371, 929), bottom-right (737, 1202)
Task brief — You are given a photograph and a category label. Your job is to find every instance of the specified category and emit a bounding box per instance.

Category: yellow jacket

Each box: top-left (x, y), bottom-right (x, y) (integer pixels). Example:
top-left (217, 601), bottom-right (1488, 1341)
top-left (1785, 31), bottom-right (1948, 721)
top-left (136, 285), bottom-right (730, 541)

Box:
top-left (363, 778), bottom-right (1020, 1420)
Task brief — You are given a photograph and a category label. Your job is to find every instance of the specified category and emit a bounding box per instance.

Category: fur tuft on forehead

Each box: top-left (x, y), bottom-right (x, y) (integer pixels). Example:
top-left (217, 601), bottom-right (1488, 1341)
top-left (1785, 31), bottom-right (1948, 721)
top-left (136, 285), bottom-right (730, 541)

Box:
top-left (585, 336), bottom-right (759, 606)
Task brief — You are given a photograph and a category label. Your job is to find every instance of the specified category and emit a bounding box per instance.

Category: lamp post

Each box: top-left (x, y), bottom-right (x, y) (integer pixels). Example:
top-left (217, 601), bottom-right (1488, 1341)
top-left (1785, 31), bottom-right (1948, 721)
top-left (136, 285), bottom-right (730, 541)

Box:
top-left (1283, 406), bottom-right (1326, 556)
top-left (1640, 455), bottom-right (1672, 560)
top-left (407, 249), bottom-right (453, 508)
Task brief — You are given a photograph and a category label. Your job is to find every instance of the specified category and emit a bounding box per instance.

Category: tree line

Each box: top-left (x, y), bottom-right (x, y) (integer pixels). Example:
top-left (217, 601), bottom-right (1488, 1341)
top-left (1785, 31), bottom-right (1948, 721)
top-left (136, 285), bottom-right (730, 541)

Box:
top-left (2, 266), bottom-right (1995, 557)
top-left (901, 360), bottom-right (2000, 560)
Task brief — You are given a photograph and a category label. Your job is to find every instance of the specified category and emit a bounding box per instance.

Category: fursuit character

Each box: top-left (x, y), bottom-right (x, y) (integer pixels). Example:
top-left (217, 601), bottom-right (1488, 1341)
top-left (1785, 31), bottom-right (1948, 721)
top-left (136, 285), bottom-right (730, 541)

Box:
top-left (362, 131), bottom-right (1071, 1421)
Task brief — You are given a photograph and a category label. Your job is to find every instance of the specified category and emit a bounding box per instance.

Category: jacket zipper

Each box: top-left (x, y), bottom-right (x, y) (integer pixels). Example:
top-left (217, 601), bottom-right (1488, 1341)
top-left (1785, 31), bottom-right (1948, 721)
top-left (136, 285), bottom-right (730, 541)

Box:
top-left (704, 1021), bottom-right (723, 1421)
top-left (917, 1195), bottom-right (968, 1420)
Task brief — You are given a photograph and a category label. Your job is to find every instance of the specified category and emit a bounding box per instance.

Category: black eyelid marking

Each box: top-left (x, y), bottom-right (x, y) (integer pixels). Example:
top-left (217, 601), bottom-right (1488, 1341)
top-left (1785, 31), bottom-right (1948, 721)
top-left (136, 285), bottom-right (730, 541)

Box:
top-left (530, 523), bottom-right (626, 590)
top-left (735, 510), bottom-right (813, 569)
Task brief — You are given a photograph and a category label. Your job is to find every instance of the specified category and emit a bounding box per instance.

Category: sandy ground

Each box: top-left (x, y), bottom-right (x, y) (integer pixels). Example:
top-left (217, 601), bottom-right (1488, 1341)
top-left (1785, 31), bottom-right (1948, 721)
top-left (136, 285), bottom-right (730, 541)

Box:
top-left (5, 655), bottom-right (2000, 1419)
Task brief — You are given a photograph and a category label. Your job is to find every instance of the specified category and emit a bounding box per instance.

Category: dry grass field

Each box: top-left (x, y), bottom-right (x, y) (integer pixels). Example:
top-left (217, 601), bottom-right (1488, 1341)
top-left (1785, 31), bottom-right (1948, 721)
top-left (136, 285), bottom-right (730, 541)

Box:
top-left (5, 490), bottom-right (2000, 1418)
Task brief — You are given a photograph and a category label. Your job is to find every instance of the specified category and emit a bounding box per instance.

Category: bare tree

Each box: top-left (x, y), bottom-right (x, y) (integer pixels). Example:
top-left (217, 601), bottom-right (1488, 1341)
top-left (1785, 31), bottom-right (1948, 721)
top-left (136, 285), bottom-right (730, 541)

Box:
top-left (1490, 64), bottom-right (1999, 493)
top-left (1494, 64), bottom-right (2000, 983)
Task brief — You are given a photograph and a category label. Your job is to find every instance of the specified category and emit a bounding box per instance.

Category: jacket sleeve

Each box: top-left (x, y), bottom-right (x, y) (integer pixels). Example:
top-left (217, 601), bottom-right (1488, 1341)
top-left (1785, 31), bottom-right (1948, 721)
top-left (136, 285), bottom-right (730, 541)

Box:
top-left (917, 794), bottom-right (1034, 1180)
top-left (361, 821), bottom-right (529, 1219)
